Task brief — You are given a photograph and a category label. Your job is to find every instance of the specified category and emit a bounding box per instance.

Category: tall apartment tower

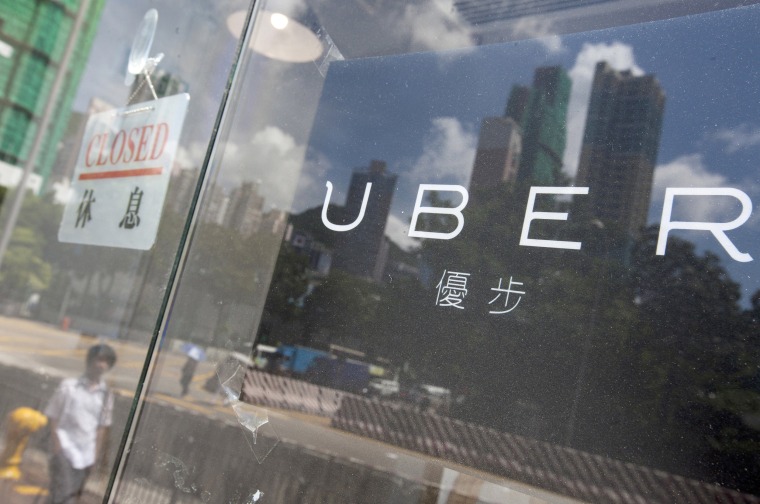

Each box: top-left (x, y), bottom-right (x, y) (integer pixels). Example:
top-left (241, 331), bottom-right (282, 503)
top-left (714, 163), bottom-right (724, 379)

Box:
top-left (332, 160), bottom-right (397, 280)
top-left (509, 66), bottom-right (571, 186)
top-left (0, 0), bottom-right (105, 186)
top-left (576, 61), bottom-right (665, 236)
top-left (166, 167), bottom-right (200, 215)
top-left (469, 67), bottom-right (570, 193)
top-left (469, 116), bottom-right (522, 193)
top-left (130, 70), bottom-right (189, 104)
top-left (505, 85), bottom-right (531, 122)
top-left (225, 181), bottom-right (265, 236)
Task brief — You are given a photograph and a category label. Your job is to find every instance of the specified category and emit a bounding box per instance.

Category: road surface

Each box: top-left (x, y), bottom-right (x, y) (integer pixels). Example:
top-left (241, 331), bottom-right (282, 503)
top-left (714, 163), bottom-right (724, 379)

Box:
top-left (0, 315), bottom-right (573, 504)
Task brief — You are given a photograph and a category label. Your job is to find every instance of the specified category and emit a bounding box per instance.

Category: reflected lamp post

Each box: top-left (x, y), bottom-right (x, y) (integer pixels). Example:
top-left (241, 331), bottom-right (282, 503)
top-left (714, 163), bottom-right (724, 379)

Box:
top-left (565, 218), bottom-right (606, 445)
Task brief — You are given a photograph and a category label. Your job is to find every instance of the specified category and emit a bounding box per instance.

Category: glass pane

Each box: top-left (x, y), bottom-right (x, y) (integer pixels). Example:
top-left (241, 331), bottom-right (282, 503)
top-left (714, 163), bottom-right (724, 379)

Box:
top-left (113, 0), bottom-right (760, 503)
top-left (0, 0), bottom-right (247, 502)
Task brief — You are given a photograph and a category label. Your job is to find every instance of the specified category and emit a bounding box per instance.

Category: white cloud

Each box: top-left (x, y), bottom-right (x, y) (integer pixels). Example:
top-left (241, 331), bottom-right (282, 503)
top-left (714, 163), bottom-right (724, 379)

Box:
top-left (221, 127), bottom-right (308, 211)
top-left (511, 17), bottom-right (563, 54)
top-left (249, 127), bottom-right (305, 211)
top-left (650, 154), bottom-right (760, 256)
top-left (653, 154), bottom-right (726, 192)
top-left (253, 126), bottom-right (297, 155)
top-left (407, 117), bottom-right (477, 185)
top-left (385, 213), bottom-right (420, 251)
top-left (714, 124), bottom-right (760, 153)
top-left (398, 1), bottom-right (474, 52)
top-left (174, 142), bottom-right (209, 170)
top-left (51, 178), bottom-right (73, 205)
top-left (651, 154), bottom-right (732, 223)
top-left (292, 148), bottom-right (332, 213)
top-left (564, 42), bottom-right (644, 179)
top-left (384, 117), bottom-right (475, 250)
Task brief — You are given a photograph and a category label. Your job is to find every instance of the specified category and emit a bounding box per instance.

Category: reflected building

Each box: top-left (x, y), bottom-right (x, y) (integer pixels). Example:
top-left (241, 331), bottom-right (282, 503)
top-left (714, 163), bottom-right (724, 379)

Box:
top-left (130, 69), bottom-right (189, 103)
top-left (166, 167), bottom-right (200, 215)
top-left (576, 61), bottom-right (665, 236)
top-left (453, 0), bottom-right (613, 24)
top-left (470, 66), bottom-right (569, 192)
top-left (203, 185), bottom-right (229, 226)
top-left (509, 66), bottom-right (571, 186)
top-left (289, 228), bottom-right (333, 276)
top-left (505, 85), bottom-right (531, 123)
top-left (0, 0), bottom-right (105, 186)
top-left (469, 116), bottom-right (522, 193)
top-left (225, 181), bottom-right (265, 236)
top-left (260, 208), bottom-right (288, 237)
top-left (190, 180), bottom-right (283, 237)
top-left (332, 160), bottom-right (397, 280)
top-left (51, 97), bottom-right (113, 184)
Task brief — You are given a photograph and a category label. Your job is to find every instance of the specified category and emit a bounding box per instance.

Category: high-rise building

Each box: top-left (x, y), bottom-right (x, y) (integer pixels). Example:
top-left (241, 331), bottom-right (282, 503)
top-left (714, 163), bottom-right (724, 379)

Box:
top-left (52, 97), bottom-right (113, 184)
top-left (166, 168), bottom-right (200, 216)
top-left (576, 61), bottom-right (665, 236)
top-left (203, 185), bottom-right (229, 226)
top-left (225, 181), bottom-right (265, 235)
top-left (469, 116), bottom-right (522, 192)
top-left (261, 208), bottom-right (288, 237)
top-left (0, 0), bottom-right (105, 187)
top-left (508, 66), bottom-right (571, 186)
top-left (332, 160), bottom-right (397, 279)
top-left (453, 0), bottom-right (613, 25)
top-left (469, 67), bottom-right (570, 193)
top-left (130, 69), bottom-right (189, 104)
top-left (505, 85), bottom-right (531, 122)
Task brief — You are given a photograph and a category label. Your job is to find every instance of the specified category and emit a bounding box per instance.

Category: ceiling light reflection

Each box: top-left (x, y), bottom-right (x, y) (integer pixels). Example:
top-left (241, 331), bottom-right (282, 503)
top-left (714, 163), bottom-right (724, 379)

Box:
top-left (227, 10), bottom-right (323, 63)
top-left (270, 13), bottom-right (289, 30)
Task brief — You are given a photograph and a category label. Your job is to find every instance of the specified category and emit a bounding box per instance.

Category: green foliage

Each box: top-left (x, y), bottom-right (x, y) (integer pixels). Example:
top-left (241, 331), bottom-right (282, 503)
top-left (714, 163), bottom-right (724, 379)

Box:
top-left (301, 270), bottom-right (383, 348)
top-left (260, 182), bottom-right (760, 491)
top-left (266, 245), bottom-right (310, 314)
top-left (0, 226), bottom-right (52, 297)
top-left (0, 191), bottom-right (61, 301)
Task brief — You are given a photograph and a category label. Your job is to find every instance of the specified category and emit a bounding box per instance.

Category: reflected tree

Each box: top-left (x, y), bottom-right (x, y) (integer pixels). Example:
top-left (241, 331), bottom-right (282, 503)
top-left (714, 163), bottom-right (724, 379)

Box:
top-left (256, 180), bottom-right (760, 493)
top-left (0, 191), bottom-right (60, 304)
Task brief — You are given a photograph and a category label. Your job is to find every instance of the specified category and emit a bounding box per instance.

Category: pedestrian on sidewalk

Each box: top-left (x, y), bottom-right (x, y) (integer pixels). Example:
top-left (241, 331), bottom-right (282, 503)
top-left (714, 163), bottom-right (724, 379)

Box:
top-left (179, 355), bottom-right (198, 397)
top-left (44, 344), bottom-right (116, 504)
top-left (179, 343), bottom-right (205, 398)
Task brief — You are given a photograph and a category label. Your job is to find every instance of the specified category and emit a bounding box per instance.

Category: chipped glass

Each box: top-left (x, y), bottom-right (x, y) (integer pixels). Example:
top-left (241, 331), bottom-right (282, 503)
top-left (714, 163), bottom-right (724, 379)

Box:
top-left (231, 402), bottom-right (279, 463)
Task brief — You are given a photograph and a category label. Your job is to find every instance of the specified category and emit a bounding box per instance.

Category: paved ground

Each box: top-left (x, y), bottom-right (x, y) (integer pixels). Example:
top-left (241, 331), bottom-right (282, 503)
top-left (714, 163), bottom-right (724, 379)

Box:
top-left (0, 315), bottom-right (228, 502)
top-left (0, 315), bottom-right (218, 396)
top-left (1, 449), bottom-right (103, 504)
top-left (0, 315), bottom-right (568, 504)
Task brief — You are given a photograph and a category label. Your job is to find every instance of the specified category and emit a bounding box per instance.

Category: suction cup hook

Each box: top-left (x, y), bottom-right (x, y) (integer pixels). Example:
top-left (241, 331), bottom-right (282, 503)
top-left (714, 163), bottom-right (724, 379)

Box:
top-left (125, 9), bottom-right (164, 100)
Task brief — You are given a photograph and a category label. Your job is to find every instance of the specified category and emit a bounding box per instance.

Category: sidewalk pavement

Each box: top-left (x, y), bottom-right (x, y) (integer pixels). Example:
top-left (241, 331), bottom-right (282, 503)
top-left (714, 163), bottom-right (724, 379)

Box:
top-left (2, 446), bottom-right (104, 504)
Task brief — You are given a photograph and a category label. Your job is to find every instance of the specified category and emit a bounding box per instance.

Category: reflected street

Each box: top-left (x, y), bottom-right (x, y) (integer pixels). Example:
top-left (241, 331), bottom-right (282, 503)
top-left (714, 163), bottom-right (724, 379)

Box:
top-left (0, 316), bottom-right (570, 504)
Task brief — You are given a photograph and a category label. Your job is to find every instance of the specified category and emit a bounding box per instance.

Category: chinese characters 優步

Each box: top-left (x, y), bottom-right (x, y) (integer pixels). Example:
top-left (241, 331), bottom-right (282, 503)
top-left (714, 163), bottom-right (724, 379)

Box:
top-left (435, 269), bottom-right (525, 314)
top-left (435, 270), bottom-right (470, 309)
top-left (488, 276), bottom-right (525, 314)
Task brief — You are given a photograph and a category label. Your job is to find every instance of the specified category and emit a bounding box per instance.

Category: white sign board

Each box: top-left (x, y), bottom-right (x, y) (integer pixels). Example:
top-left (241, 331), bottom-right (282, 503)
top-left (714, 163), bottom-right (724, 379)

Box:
top-left (59, 93), bottom-right (190, 249)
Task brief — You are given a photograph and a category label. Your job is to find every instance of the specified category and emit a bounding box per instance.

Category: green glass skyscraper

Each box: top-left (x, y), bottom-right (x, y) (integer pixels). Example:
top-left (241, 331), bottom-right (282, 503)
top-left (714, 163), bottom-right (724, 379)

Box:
top-left (0, 0), bottom-right (105, 187)
top-left (507, 66), bottom-right (571, 186)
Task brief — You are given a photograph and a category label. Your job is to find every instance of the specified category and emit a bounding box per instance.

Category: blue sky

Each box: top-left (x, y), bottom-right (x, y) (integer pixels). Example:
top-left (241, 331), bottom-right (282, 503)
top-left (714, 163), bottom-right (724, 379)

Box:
top-left (71, 0), bottom-right (760, 300)
top-left (290, 3), bottom-right (760, 300)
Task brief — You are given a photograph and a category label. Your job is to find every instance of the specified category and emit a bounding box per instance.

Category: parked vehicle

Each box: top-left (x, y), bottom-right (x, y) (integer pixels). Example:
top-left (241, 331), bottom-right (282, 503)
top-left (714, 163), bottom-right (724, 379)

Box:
top-left (366, 378), bottom-right (400, 397)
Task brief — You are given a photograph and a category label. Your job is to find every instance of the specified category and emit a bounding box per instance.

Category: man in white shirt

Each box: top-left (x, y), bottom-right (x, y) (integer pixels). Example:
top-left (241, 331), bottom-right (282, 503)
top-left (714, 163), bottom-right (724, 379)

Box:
top-left (45, 344), bottom-right (116, 504)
